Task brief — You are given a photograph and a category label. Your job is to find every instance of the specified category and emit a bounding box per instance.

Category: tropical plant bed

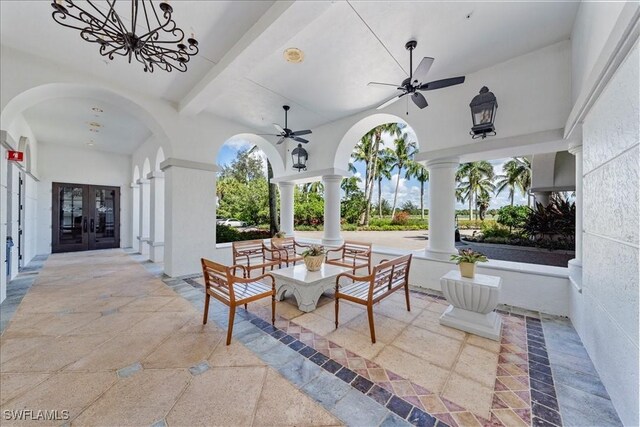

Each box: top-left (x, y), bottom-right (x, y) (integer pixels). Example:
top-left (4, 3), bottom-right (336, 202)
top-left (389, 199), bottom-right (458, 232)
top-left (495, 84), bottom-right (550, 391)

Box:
top-left (461, 237), bottom-right (575, 253)
top-left (216, 225), bottom-right (271, 243)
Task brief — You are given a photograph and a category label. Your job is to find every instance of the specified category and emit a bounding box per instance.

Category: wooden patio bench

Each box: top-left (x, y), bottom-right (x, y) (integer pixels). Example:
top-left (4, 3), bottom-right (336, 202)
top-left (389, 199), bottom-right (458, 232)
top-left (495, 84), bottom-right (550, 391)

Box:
top-left (201, 258), bottom-right (275, 345)
top-left (325, 240), bottom-right (372, 274)
top-left (270, 237), bottom-right (309, 267)
top-left (232, 239), bottom-right (282, 277)
top-left (334, 254), bottom-right (412, 343)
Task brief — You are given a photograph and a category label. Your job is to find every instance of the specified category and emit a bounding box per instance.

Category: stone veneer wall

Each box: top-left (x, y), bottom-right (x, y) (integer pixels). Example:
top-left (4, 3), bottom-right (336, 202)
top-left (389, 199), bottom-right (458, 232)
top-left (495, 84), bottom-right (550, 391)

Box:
top-left (573, 43), bottom-right (639, 426)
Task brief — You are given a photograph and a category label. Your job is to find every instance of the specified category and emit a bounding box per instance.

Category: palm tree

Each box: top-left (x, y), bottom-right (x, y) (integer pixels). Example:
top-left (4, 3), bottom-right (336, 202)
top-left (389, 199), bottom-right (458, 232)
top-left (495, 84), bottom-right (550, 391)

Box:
top-left (495, 157), bottom-right (531, 206)
top-left (375, 150), bottom-right (394, 217)
top-left (303, 181), bottom-right (324, 195)
top-left (248, 145), bottom-right (278, 234)
top-left (405, 161), bottom-right (429, 219)
top-left (456, 161), bottom-right (495, 221)
top-left (359, 123), bottom-right (402, 225)
top-left (476, 193), bottom-right (491, 221)
top-left (388, 133), bottom-right (418, 218)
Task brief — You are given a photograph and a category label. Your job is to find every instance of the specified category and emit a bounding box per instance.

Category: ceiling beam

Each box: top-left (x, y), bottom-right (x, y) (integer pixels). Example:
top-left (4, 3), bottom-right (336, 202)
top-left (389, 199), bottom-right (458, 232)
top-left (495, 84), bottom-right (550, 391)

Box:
top-left (179, 1), bottom-right (332, 116)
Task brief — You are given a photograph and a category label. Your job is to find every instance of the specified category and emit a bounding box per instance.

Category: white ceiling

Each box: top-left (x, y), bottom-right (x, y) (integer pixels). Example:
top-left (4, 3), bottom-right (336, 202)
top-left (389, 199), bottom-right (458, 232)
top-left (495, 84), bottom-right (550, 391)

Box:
top-left (1, 0), bottom-right (580, 154)
top-left (23, 97), bottom-right (152, 155)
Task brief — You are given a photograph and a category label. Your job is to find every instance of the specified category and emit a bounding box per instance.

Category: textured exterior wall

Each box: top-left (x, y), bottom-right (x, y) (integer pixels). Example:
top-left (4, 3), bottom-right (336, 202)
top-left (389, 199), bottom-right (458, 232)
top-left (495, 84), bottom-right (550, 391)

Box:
top-left (575, 43), bottom-right (639, 426)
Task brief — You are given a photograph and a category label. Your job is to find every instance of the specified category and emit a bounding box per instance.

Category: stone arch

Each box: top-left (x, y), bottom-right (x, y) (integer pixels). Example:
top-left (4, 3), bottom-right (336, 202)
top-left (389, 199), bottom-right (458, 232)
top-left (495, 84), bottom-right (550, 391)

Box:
top-left (133, 165), bottom-right (140, 182)
top-left (154, 147), bottom-right (165, 172)
top-left (217, 133), bottom-right (285, 178)
top-left (1, 83), bottom-right (172, 157)
top-left (142, 158), bottom-right (151, 179)
top-left (333, 113), bottom-right (419, 172)
top-left (18, 136), bottom-right (31, 173)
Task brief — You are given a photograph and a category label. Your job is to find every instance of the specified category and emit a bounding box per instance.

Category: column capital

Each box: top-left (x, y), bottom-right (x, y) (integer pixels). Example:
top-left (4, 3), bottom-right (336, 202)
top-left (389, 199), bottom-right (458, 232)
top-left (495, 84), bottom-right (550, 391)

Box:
top-left (130, 182), bottom-right (139, 188)
top-left (146, 171), bottom-right (165, 180)
top-left (136, 178), bottom-right (150, 185)
top-left (321, 174), bottom-right (344, 183)
top-left (425, 157), bottom-right (460, 169)
top-left (160, 158), bottom-right (219, 173)
top-left (568, 143), bottom-right (583, 155)
top-left (277, 181), bottom-right (295, 188)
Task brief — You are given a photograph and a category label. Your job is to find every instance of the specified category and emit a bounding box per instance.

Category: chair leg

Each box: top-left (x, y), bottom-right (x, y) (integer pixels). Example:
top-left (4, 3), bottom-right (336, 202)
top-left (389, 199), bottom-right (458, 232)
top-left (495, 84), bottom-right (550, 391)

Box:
top-left (202, 293), bottom-right (210, 325)
top-left (271, 293), bottom-right (276, 325)
top-left (226, 305), bottom-right (236, 346)
top-left (335, 297), bottom-right (340, 329)
top-left (244, 303), bottom-right (248, 310)
top-left (367, 305), bottom-right (376, 343)
top-left (404, 283), bottom-right (411, 312)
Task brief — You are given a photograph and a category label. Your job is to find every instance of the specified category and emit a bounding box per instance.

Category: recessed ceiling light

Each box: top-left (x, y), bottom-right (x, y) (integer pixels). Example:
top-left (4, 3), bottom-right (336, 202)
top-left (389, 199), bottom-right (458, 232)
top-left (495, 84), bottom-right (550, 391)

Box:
top-left (91, 107), bottom-right (104, 113)
top-left (88, 121), bottom-right (102, 127)
top-left (283, 47), bottom-right (304, 63)
top-left (89, 128), bottom-right (99, 133)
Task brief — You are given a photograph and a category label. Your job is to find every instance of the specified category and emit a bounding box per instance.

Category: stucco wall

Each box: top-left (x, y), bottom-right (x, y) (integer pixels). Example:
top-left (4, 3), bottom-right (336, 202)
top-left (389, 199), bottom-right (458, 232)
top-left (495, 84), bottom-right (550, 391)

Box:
top-left (572, 43), bottom-right (639, 426)
top-left (35, 142), bottom-right (132, 255)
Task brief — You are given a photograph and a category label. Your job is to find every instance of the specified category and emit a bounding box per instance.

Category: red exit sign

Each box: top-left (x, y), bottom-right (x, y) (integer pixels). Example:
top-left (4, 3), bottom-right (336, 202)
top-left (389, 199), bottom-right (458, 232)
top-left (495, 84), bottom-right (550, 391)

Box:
top-left (7, 150), bottom-right (24, 161)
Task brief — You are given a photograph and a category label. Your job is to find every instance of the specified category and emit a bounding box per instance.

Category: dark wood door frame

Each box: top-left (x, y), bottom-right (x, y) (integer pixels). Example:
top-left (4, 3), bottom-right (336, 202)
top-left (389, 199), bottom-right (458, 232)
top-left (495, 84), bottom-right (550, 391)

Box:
top-left (52, 183), bottom-right (120, 253)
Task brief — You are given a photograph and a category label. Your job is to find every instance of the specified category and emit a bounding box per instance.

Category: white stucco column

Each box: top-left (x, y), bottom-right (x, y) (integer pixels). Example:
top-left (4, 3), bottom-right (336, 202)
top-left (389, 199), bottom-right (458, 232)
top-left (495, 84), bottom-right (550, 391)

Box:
top-left (0, 144), bottom-right (8, 303)
top-left (568, 142), bottom-right (583, 287)
top-left (131, 182), bottom-right (139, 251)
top-left (137, 178), bottom-right (150, 255)
top-left (425, 158), bottom-right (459, 260)
top-left (322, 175), bottom-right (343, 246)
top-left (161, 158), bottom-right (218, 277)
top-left (278, 182), bottom-right (294, 237)
top-left (147, 171), bottom-right (165, 263)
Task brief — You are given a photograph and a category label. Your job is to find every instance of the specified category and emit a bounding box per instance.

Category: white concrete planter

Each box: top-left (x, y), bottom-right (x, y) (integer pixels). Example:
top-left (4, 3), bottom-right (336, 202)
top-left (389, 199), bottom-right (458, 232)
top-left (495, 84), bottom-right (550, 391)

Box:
top-left (439, 270), bottom-right (503, 340)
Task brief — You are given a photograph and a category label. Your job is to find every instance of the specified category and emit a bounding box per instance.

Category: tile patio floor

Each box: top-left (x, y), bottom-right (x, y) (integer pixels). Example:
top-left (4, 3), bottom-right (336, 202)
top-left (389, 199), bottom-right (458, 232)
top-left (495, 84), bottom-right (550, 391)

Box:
top-left (0, 249), bottom-right (622, 427)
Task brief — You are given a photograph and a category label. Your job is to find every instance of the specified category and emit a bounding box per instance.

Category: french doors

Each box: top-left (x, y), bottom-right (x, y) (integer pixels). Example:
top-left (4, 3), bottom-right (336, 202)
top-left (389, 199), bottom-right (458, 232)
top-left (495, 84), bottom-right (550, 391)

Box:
top-left (52, 183), bottom-right (120, 253)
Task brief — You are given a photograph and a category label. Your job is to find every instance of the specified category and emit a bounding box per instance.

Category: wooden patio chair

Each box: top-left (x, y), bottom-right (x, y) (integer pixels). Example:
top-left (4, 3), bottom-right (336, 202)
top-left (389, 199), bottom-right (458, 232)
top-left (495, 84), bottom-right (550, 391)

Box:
top-left (201, 258), bottom-right (275, 345)
top-left (334, 254), bottom-right (412, 343)
top-left (232, 239), bottom-right (282, 277)
top-left (270, 237), bottom-right (309, 267)
top-left (325, 240), bottom-right (373, 274)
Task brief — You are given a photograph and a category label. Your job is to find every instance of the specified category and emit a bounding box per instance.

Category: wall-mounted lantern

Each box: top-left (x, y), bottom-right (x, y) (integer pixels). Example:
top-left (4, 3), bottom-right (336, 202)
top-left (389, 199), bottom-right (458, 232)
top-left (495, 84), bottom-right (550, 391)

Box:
top-left (470, 86), bottom-right (498, 139)
top-left (291, 144), bottom-right (308, 171)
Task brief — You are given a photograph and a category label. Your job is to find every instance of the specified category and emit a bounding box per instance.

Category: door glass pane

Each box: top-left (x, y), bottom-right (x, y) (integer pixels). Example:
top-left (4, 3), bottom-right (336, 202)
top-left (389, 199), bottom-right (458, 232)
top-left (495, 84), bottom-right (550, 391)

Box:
top-left (94, 189), bottom-right (116, 240)
top-left (59, 186), bottom-right (84, 244)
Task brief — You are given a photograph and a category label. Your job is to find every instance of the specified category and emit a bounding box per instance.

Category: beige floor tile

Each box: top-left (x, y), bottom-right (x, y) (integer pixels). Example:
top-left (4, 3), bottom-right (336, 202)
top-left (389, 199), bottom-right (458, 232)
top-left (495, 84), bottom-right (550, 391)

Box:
top-left (294, 312), bottom-right (337, 336)
top-left (124, 312), bottom-right (193, 335)
top-left (2, 372), bottom-right (116, 426)
top-left (453, 344), bottom-right (499, 388)
top-left (423, 301), bottom-right (449, 314)
top-left (442, 373), bottom-right (494, 419)
top-left (143, 332), bottom-right (223, 368)
top-left (253, 369), bottom-right (342, 426)
top-left (314, 300), bottom-right (364, 323)
top-left (0, 336), bottom-right (56, 364)
top-left (166, 366), bottom-right (266, 426)
top-left (373, 346), bottom-right (449, 394)
top-left (73, 369), bottom-right (190, 426)
top-left (451, 411), bottom-right (483, 427)
top-left (392, 326), bottom-right (463, 369)
top-left (118, 296), bottom-right (176, 312)
top-left (67, 312), bottom-right (150, 335)
top-left (419, 395), bottom-right (448, 413)
top-left (495, 390), bottom-right (529, 409)
top-left (344, 312), bottom-right (408, 344)
top-left (493, 409), bottom-right (529, 427)
top-left (66, 333), bottom-right (167, 371)
top-left (155, 296), bottom-right (197, 312)
top-left (411, 310), bottom-right (467, 340)
top-left (0, 373), bottom-right (50, 406)
top-left (325, 327), bottom-right (386, 360)
top-left (208, 341), bottom-right (265, 367)
top-left (2, 312), bottom-right (102, 338)
top-left (498, 375), bottom-right (529, 391)
top-left (1, 335), bottom-right (111, 373)
top-left (271, 299), bottom-right (305, 320)
top-left (466, 334), bottom-right (502, 353)
top-left (371, 299), bottom-right (421, 323)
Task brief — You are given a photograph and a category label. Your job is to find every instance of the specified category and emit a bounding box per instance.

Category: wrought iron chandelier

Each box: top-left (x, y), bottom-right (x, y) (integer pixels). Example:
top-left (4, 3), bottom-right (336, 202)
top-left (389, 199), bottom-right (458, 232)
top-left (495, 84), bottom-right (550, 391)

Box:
top-left (51, 0), bottom-right (199, 73)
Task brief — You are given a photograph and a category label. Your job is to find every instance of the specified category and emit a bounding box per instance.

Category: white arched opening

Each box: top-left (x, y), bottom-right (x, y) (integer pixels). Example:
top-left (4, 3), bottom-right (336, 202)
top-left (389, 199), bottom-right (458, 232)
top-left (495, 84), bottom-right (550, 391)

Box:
top-left (155, 147), bottom-right (165, 172)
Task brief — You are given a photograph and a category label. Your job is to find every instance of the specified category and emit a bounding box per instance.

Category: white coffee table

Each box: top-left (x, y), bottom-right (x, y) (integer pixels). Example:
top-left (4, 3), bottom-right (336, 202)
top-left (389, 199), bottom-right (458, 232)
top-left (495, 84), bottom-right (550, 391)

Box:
top-left (271, 263), bottom-right (350, 312)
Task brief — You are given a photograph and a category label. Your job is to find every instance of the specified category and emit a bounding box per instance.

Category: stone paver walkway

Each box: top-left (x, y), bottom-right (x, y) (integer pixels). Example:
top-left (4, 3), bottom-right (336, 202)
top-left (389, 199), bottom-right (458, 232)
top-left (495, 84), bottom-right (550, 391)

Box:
top-left (0, 250), bottom-right (340, 426)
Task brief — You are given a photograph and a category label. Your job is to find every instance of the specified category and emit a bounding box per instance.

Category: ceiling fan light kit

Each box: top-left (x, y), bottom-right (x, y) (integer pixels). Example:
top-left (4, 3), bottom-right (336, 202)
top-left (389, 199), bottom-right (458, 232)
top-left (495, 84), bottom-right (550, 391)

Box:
top-left (369, 40), bottom-right (466, 111)
top-left (50, 0), bottom-right (199, 73)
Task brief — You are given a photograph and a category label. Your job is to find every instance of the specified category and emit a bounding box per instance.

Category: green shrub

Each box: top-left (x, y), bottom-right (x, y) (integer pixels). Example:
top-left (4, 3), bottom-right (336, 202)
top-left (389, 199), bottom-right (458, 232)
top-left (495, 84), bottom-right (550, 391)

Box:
top-left (496, 205), bottom-right (531, 229)
top-left (480, 223), bottom-right (512, 238)
top-left (457, 219), bottom-right (495, 230)
top-left (216, 225), bottom-right (271, 243)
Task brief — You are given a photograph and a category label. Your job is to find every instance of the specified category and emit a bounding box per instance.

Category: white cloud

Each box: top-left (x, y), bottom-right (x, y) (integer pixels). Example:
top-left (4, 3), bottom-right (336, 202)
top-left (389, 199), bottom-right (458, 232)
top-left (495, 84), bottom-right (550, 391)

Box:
top-left (224, 137), bottom-right (254, 150)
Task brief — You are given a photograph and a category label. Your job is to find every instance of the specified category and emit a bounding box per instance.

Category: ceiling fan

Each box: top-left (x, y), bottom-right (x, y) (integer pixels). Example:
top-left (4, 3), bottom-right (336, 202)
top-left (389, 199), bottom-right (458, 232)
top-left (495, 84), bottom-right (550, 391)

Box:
top-left (260, 105), bottom-right (312, 145)
top-left (369, 40), bottom-right (466, 110)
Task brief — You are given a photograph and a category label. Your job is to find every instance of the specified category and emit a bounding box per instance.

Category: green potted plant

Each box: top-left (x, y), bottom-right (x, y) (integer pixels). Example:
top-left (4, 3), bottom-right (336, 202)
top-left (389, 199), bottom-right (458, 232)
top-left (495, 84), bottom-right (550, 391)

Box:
top-left (450, 249), bottom-right (488, 278)
top-left (301, 245), bottom-right (325, 271)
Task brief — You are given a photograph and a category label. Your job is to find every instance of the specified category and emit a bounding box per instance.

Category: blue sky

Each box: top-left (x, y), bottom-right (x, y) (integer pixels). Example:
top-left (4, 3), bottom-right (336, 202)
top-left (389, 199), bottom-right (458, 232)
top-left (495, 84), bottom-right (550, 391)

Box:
top-left (217, 131), bottom-right (529, 209)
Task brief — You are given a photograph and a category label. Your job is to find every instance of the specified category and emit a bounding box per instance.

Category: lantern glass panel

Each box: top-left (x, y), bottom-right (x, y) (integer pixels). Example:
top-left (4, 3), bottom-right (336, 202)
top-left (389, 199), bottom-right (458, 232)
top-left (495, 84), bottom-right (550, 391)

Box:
top-left (473, 104), bottom-right (494, 126)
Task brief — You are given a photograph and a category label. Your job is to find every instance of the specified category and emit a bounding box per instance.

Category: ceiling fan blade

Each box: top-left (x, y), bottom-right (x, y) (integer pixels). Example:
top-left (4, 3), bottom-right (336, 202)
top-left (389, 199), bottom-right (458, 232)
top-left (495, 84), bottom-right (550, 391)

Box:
top-left (273, 123), bottom-right (285, 134)
top-left (412, 92), bottom-right (428, 109)
top-left (293, 137), bottom-right (309, 144)
top-left (418, 76), bottom-right (465, 91)
top-left (290, 129), bottom-right (312, 137)
top-left (376, 92), bottom-right (407, 110)
top-left (368, 81), bottom-right (400, 88)
top-left (412, 57), bottom-right (434, 84)
top-left (276, 137), bottom-right (286, 145)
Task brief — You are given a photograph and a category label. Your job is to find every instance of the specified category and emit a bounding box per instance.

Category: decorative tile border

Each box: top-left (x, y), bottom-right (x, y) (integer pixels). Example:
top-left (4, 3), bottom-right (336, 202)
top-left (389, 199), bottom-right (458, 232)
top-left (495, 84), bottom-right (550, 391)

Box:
top-left (178, 275), bottom-right (563, 427)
